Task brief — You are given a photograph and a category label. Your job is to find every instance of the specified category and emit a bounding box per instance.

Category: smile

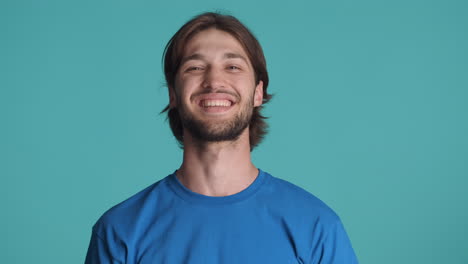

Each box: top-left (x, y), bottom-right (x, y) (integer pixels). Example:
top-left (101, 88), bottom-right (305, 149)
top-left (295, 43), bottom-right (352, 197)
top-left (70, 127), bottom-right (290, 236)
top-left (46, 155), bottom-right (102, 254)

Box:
top-left (197, 99), bottom-right (235, 114)
top-left (201, 99), bottom-right (233, 107)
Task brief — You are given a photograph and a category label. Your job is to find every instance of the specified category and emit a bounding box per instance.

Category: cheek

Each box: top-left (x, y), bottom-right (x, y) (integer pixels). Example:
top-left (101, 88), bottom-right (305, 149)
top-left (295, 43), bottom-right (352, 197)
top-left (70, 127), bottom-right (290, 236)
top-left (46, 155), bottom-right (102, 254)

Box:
top-left (176, 79), bottom-right (202, 104)
top-left (234, 77), bottom-right (257, 95)
top-left (233, 73), bottom-right (256, 86)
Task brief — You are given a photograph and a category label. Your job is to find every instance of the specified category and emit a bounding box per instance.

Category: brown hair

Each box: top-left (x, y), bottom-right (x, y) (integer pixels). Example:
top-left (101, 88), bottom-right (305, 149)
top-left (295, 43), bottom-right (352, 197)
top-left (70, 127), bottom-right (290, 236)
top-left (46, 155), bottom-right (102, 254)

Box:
top-left (161, 11), bottom-right (273, 151)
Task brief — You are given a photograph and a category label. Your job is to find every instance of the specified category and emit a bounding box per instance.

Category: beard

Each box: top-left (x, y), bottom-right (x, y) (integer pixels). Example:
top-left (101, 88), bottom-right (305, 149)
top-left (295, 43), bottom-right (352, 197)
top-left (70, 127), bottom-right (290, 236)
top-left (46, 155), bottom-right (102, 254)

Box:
top-left (177, 94), bottom-right (254, 143)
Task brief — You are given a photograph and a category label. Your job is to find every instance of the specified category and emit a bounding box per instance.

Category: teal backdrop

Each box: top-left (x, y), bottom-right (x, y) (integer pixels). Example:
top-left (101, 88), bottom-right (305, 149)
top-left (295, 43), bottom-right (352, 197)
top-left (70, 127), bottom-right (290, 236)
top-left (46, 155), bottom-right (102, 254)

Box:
top-left (2, 0), bottom-right (467, 263)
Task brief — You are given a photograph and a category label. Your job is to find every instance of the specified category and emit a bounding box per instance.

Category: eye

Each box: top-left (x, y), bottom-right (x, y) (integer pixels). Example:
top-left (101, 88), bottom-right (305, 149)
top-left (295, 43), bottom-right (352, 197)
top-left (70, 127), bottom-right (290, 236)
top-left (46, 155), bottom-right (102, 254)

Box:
top-left (227, 65), bottom-right (241, 71)
top-left (186, 66), bottom-right (204, 72)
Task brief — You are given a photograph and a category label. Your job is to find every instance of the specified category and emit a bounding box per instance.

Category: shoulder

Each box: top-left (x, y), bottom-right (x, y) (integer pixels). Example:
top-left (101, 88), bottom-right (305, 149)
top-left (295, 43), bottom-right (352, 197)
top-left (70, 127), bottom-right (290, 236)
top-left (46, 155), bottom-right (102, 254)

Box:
top-left (260, 171), bottom-right (359, 262)
top-left (262, 170), bottom-right (341, 224)
top-left (92, 175), bottom-right (171, 236)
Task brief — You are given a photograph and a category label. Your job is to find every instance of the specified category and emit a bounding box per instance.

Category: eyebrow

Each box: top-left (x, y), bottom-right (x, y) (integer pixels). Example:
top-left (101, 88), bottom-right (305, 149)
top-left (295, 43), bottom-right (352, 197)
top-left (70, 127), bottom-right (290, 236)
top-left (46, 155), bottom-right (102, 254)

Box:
top-left (180, 52), bottom-right (249, 66)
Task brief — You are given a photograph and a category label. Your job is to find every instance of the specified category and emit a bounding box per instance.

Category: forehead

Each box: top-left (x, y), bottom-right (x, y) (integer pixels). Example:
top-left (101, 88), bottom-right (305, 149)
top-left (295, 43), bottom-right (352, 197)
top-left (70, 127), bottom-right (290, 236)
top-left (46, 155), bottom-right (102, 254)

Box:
top-left (182, 28), bottom-right (248, 58)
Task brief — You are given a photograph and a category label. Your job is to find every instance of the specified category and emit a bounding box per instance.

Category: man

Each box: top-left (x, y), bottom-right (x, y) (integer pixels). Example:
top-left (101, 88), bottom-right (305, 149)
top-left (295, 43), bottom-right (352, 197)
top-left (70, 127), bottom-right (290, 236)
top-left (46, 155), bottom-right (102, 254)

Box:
top-left (85, 12), bottom-right (359, 264)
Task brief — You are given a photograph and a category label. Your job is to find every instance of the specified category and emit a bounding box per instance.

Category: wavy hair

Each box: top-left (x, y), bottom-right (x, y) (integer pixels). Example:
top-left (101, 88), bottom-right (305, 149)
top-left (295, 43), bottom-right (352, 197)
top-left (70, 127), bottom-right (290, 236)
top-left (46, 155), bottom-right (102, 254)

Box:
top-left (161, 11), bottom-right (273, 151)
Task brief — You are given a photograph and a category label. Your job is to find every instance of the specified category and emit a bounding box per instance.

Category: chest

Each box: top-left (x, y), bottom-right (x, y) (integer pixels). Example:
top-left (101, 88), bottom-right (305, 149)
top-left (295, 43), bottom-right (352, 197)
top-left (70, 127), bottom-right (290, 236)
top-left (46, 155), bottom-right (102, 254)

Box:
top-left (130, 206), bottom-right (305, 264)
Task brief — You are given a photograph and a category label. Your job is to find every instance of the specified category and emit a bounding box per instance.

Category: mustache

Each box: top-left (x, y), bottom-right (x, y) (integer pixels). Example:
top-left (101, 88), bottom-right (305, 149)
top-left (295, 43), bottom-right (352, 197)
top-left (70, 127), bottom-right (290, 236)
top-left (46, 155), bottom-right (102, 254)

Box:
top-left (190, 89), bottom-right (240, 101)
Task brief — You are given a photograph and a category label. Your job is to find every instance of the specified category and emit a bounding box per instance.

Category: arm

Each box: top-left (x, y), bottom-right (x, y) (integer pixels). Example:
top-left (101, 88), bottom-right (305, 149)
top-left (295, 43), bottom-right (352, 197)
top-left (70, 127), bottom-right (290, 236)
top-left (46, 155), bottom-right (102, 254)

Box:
top-left (84, 229), bottom-right (123, 264)
top-left (309, 219), bottom-right (359, 264)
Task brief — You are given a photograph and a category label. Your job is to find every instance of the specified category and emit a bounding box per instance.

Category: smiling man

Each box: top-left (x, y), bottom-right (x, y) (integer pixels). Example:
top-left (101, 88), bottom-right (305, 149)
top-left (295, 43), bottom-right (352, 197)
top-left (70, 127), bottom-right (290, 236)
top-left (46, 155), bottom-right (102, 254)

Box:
top-left (85, 12), bottom-right (359, 264)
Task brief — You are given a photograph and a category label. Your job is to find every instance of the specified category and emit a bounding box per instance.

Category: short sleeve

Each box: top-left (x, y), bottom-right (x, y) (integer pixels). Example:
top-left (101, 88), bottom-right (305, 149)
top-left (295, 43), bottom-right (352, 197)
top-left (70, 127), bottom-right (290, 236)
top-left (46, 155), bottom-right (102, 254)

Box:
top-left (84, 229), bottom-right (123, 264)
top-left (310, 219), bottom-right (359, 264)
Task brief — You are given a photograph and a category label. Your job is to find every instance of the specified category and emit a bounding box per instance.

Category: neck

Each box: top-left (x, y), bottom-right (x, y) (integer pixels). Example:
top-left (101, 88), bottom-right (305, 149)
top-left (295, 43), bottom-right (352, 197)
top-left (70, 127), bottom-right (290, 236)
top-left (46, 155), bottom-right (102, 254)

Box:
top-left (176, 129), bottom-right (258, 197)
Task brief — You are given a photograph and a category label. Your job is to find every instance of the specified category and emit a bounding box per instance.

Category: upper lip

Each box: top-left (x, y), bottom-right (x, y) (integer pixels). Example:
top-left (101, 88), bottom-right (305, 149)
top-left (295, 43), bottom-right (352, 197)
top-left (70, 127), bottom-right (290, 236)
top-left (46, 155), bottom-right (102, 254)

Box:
top-left (194, 93), bottom-right (238, 105)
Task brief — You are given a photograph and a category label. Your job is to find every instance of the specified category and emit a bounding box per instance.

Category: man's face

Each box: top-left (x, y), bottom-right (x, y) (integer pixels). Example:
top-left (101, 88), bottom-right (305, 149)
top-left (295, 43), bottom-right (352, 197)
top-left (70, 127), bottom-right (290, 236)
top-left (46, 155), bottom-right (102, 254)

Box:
top-left (171, 28), bottom-right (263, 143)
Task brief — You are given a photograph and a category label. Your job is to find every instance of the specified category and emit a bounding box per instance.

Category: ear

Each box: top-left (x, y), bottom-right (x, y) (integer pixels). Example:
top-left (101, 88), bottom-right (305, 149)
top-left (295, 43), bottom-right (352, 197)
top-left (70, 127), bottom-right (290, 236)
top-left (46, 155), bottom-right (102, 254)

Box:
top-left (253, 80), bottom-right (264, 107)
top-left (169, 86), bottom-right (177, 108)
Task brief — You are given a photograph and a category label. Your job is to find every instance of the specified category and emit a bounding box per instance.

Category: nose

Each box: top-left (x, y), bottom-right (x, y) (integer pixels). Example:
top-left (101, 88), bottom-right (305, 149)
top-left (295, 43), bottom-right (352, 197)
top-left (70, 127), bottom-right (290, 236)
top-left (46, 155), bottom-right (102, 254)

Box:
top-left (202, 66), bottom-right (226, 90)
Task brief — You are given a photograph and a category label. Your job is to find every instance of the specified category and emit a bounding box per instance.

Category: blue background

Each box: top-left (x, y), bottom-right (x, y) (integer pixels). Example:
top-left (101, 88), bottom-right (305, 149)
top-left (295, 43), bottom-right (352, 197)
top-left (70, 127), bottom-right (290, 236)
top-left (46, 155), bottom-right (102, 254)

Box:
top-left (2, 0), bottom-right (467, 263)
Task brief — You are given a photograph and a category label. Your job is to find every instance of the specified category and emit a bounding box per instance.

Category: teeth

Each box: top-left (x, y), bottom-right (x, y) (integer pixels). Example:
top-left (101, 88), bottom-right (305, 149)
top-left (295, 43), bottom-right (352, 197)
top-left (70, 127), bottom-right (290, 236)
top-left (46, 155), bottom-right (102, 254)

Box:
top-left (202, 100), bottom-right (232, 107)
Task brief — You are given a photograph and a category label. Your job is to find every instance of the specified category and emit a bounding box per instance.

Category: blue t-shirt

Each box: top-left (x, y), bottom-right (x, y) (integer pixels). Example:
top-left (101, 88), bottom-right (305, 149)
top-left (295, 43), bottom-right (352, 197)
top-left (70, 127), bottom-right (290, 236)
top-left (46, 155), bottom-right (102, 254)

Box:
top-left (85, 169), bottom-right (359, 263)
